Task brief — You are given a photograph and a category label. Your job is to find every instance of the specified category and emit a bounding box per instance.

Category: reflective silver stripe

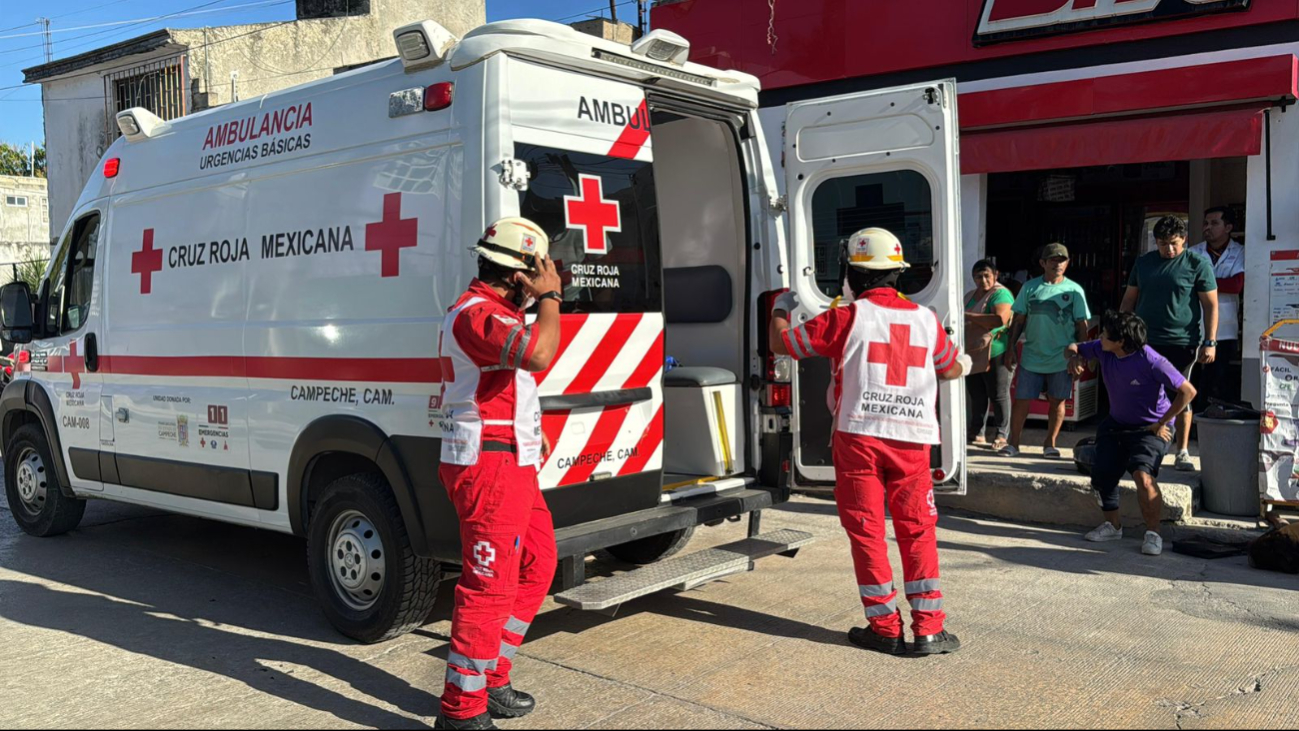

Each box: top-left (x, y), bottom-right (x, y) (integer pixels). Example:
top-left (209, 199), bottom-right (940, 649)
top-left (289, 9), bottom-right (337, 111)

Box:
top-left (501, 325), bottom-right (524, 368)
top-left (482, 365), bottom-right (511, 372)
top-left (865, 600), bottom-right (898, 618)
top-left (513, 329), bottom-right (531, 369)
top-left (905, 579), bottom-right (941, 596)
top-left (445, 669), bottom-right (488, 693)
top-left (786, 329), bottom-right (807, 359)
top-left (482, 419), bottom-right (514, 426)
top-left (504, 616), bottom-right (531, 636)
top-left (499, 640), bottom-right (520, 661)
top-left (859, 583), bottom-right (894, 598)
top-left (795, 326), bottom-right (820, 357)
top-left (447, 652), bottom-right (496, 674)
top-left (911, 598), bottom-right (944, 612)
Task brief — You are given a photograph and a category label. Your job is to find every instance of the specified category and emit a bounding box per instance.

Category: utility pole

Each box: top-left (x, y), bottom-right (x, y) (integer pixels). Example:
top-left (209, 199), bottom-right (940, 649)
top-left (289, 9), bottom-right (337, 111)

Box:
top-left (609, 0), bottom-right (618, 24)
top-left (637, 0), bottom-right (647, 36)
top-left (36, 18), bottom-right (52, 62)
top-left (29, 141), bottom-right (35, 177)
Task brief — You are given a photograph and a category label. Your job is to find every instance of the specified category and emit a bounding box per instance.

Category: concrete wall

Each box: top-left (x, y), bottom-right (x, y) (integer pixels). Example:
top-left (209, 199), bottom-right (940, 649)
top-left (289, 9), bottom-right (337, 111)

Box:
top-left (176, 0), bottom-right (484, 109)
top-left (0, 176), bottom-right (50, 246)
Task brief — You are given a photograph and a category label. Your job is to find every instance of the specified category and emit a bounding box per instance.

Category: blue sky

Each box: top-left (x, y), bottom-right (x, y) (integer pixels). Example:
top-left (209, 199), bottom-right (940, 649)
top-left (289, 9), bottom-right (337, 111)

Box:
top-left (0, 0), bottom-right (642, 146)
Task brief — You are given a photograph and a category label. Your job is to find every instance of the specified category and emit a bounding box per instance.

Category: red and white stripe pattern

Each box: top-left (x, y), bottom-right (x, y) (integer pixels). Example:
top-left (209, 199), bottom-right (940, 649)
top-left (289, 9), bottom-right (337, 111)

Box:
top-left (536, 312), bottom-right (664, 488)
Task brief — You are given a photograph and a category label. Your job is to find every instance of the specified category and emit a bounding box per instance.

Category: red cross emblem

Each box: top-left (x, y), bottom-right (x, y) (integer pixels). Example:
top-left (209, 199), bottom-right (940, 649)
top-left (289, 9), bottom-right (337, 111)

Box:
top-left (564, 174), bottom-right (621, 255)
top-left (365, 193), bottom-right (418, 278)
top-left (49, 341), bottom-right (85, 389)
top-left (132, 228), bottom-right (164, 295)
top-left (867, 323), bottom-right (929, 387)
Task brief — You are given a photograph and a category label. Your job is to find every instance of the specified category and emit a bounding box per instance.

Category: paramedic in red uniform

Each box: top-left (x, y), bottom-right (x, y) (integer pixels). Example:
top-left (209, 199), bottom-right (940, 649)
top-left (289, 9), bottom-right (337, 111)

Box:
top-left (770, 228), bottom-right (970, 656)
top-left (436, 217), bottom-right (563, 730)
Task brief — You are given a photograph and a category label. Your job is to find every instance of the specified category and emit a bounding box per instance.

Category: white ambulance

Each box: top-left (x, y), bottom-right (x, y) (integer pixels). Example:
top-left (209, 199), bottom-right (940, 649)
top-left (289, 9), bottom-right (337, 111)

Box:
top-left (0, 19), bottom-right (965, 642)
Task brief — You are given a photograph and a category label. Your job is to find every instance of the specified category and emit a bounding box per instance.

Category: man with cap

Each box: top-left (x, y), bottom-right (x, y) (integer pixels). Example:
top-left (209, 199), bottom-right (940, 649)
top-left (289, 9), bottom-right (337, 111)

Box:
top-left (436, 217), bottom-right (563, 730)
top-left (769, 227), bottom-right (970, 656)
top-left (1001, 243), bottom-right (1091, 459)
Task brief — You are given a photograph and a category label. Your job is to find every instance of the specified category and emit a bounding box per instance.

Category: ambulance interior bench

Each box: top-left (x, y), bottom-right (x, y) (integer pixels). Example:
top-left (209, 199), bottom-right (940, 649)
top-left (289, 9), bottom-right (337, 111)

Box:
top-left (553, 266), bottom-right (812, 612)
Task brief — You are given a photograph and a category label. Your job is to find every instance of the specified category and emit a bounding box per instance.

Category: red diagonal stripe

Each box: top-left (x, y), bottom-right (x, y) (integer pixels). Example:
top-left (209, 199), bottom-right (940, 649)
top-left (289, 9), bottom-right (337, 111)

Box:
top-left (559, 405), bottom-right (631, 485)
top-left (608, 99), bottom-right (652, 160)
top-left (541, 409), bottom-right (570, 471)
top-left (618, 402), bottom-right (664, 477)
top-left (535, 314), bottom-right (586, 386)
top-left (564, 313), bottom-right (641, 394)
top-left (622, 329), bottom-right (663, 389)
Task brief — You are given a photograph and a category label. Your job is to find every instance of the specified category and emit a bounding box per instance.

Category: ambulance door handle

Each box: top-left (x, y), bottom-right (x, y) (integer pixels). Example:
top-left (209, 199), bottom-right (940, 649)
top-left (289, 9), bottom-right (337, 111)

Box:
top-left (116, 408), bottom-right (129, 424)
top-left (84, 332), bottom-right (99, 372)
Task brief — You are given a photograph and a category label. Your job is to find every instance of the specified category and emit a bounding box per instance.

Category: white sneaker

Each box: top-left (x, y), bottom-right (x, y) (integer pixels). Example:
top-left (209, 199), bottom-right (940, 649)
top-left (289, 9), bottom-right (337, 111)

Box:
top-left (1175, 450), bottom-right (1195, 472)
top-left (1142, 531), bottom-right (1164, 556)
top-left (1085, 522), bottom-right (1123, 542)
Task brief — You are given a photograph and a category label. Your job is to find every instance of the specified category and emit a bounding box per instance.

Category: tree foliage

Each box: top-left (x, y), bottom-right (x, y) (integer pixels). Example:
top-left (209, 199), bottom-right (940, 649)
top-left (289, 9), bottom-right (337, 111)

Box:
top-left (0, 142), bottom-right (46, 177)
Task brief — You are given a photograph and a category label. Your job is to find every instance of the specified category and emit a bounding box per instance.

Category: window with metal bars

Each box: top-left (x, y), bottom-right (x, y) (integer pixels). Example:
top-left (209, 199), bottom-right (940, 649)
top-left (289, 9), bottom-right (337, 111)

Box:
top-left (104, 56), bottom-right (188, 144)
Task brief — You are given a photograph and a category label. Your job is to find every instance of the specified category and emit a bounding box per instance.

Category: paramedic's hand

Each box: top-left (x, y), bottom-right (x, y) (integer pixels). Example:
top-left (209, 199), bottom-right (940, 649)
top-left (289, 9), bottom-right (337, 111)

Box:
top-left (1149, 421), bottom-right (1173, 443)
top-left (954, 353), bottom-right (973, 378)
top-left (515, 254), bottom-right (563, 301)
top-left (1199, 345), bottom-right (1217, 365)
top-left (773, 290), bottom-right (799, 316)
top-left (542, 432), bottom-right (552, 459)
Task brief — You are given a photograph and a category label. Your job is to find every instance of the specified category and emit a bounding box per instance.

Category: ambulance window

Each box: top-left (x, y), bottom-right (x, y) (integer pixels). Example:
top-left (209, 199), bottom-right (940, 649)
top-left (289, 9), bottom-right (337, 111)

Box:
top-left (809, 171), bottom-right (935, 297)
top-left (513, 144), bottom-right (662, 314)
top-left (46, 212), bottom-right (99, 335)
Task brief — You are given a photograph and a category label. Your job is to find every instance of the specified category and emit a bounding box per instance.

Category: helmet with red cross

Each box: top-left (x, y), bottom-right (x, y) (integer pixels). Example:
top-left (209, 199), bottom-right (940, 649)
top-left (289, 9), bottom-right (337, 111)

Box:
top-left (471, 217), bottom-right (550, 271)
top-left (845, 227), bottom-right (909, 271)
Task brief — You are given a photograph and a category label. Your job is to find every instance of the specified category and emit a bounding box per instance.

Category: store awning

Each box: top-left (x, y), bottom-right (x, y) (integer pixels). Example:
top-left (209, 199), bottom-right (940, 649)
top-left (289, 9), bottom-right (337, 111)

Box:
top-left (961, 106), bottom-right (1267, 175)
top-left (957, 54), bottom-right (1296, 175)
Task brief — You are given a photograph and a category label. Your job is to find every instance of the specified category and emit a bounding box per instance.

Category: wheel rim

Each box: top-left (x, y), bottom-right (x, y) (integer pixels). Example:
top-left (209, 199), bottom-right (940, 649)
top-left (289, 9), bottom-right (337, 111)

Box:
top-left (13, 446), bottom-right (48, 519)
top-left (326, 509), bottom-right (386, 612)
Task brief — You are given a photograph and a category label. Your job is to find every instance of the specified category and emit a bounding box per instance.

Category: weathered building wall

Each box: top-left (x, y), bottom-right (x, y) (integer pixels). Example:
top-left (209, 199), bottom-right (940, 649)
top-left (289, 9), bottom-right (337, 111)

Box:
top-left (0, 176), bottom-right (50, 247)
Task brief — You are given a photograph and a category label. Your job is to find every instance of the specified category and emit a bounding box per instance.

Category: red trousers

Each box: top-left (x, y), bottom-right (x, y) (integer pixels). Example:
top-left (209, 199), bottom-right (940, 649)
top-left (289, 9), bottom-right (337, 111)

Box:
top-left (833, 432), bottom-right (946, 638)
top-left (439, 452), bottom-right (557, 720)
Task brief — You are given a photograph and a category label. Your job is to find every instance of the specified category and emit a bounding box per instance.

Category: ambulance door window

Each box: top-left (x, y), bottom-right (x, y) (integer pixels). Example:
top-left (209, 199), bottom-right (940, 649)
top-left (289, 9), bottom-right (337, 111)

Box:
top-left (43, 224), bottom-right (75, 336)
top-left (810, 170), bottom-right (934, 297)
top-left (513, 144), bottom-right (662, 314)
top-left (62, 214), bottom-right (100, 333)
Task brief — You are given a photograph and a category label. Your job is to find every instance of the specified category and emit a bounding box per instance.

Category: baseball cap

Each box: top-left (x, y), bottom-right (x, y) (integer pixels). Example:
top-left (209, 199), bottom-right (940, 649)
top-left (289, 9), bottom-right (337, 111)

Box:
top-left (1041, 243), bottom-right (1069, 260)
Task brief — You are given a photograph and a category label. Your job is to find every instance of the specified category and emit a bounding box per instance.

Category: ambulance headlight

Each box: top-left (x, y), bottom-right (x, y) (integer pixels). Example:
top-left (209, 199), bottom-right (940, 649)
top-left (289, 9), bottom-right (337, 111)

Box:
top-left (631, 30), bottom-right (690, 66)
top-left (396, 31), bottom-right (431, 62)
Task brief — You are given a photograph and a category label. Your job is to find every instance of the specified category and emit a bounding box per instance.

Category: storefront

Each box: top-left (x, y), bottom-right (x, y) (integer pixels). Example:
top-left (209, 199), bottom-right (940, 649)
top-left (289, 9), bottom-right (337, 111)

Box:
top-left (653, 0), bottom-right (1299, 408)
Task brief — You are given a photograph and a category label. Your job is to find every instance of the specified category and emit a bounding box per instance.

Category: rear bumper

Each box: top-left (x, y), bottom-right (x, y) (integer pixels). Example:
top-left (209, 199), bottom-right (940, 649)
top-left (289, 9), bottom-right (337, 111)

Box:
top-left (553, 486), bottom-right (781, 561)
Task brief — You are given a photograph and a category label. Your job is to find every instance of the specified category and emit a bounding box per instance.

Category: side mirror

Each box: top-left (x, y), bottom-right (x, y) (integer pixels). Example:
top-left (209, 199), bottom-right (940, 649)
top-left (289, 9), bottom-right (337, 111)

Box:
top-left (1, 283), bottom-right (35, 344)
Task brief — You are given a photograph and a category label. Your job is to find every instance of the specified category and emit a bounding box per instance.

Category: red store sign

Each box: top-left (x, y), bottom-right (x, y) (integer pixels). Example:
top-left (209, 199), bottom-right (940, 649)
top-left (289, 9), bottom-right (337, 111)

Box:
top-left (975, 0), bottom-right (1251, 45)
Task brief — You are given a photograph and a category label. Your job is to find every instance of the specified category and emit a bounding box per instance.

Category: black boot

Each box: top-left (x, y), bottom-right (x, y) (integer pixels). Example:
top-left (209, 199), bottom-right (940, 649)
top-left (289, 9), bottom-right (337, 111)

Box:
top-left (433, 712), bottom-right (497, 730)
top-left (487, 683), bottom-right (536, 719)
top-left (848, 626), bottom-right (907, 656)
top-left (911, 630), bottom-right (962, 656)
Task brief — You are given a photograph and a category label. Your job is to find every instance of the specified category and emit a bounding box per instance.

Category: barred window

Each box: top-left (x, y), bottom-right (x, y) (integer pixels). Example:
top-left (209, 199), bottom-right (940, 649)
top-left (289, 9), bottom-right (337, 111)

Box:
top-left (104, 56), bottom-right (188, 144)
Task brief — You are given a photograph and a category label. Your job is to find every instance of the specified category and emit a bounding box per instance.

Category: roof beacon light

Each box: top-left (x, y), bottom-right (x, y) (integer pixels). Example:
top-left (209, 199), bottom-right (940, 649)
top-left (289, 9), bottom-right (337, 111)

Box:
top-left (393, 21), bottom-right (458, 72)
top-left (116, 108), bottom-right (169, 142)
top-left (630, 29), bottom-right (690, 66)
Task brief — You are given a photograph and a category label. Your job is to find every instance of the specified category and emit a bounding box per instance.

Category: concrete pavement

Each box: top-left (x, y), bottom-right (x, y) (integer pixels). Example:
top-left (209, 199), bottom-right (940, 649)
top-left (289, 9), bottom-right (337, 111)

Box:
top-left (1, 492), bottom-right (1296, 729)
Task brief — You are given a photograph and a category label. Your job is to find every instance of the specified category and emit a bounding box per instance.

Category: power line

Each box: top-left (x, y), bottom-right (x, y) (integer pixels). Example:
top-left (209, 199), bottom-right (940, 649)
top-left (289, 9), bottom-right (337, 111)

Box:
top-left (0, 0), bottom-right (291, 40)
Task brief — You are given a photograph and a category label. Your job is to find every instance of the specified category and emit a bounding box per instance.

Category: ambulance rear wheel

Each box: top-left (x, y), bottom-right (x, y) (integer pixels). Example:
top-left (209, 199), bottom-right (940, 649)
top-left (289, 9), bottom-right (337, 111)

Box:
top-left (4, 424), bottom-right (85, 537)
top-left (307, 472), bottom-right (441, 644)
top-left (603, 525), bottom-right (696, 566)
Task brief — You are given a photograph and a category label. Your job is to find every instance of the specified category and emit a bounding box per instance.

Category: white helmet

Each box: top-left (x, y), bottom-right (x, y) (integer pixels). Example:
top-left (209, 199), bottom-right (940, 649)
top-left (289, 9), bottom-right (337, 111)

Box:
top-left (471, 217), bottom-right (550, 271)
top-left (845, 227), bottom-right (909, 271)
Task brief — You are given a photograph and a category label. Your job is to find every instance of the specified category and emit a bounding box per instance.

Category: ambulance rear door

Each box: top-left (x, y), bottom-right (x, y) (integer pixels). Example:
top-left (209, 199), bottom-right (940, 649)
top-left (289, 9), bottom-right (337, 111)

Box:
top-left (782, 81), bottom-right (966, 494)
top-left (501, 58), bottom-right (667, 523)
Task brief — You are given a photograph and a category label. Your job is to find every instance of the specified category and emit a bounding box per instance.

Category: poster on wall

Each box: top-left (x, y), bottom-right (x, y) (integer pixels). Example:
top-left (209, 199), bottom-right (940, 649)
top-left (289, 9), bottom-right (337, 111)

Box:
top-left (1271, 251), bottom-right (1299, 324)
top-left (1261, 322), bottom-right (1299, 504)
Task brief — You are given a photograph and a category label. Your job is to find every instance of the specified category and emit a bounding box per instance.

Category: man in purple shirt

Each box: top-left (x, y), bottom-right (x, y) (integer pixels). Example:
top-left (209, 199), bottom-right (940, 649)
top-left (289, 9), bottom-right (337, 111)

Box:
top-left (1065, 311), bottom-right (1197, 556)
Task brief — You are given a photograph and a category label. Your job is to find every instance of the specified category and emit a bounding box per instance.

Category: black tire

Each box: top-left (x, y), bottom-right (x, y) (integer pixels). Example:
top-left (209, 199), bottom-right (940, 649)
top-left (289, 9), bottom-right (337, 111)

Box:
top-left (307, 472), bottom-right (441, 644)
top-left (4, 423), bottom-right (85, 537)
top-left (603, 525), bottom-right (696, 566)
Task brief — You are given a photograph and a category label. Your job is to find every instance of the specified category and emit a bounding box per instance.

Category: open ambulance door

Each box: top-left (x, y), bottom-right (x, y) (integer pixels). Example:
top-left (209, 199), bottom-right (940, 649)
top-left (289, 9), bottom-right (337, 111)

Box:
top-left (782, 81), bottom-right (967, 494)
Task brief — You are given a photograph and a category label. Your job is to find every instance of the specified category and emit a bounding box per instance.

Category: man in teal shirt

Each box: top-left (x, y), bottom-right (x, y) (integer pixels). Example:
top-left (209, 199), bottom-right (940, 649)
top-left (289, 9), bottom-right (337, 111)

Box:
top-left (1002, 243), bottom-right (1091, 458)
top-left (1120, 216), bottom-right (1219, 472)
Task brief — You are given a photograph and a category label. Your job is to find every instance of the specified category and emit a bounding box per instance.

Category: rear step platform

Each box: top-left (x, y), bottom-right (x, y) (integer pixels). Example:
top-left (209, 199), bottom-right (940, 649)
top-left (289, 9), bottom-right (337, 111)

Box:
top-left (554, 528), bottom-right (815, 611)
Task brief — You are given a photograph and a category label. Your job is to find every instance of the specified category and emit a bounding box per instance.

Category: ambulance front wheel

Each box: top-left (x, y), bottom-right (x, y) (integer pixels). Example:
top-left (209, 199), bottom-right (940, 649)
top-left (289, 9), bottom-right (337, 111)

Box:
top-left (307, 472), bottom-right (442, 644)
top-left (4, 424), bottom-right (85, 537)
top-left (603, 525), bottom-right (696, 566)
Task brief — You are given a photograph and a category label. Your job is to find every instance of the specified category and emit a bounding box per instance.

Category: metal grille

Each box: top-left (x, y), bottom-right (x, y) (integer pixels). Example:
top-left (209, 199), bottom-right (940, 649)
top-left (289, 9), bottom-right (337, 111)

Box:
top-left (104, 55), bottom-right (188, 144)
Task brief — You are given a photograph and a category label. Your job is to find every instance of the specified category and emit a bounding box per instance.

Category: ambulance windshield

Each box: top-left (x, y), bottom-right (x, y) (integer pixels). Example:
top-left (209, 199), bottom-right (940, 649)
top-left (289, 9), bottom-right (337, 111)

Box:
top-left (515, 144), bottom-right (662, 314)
